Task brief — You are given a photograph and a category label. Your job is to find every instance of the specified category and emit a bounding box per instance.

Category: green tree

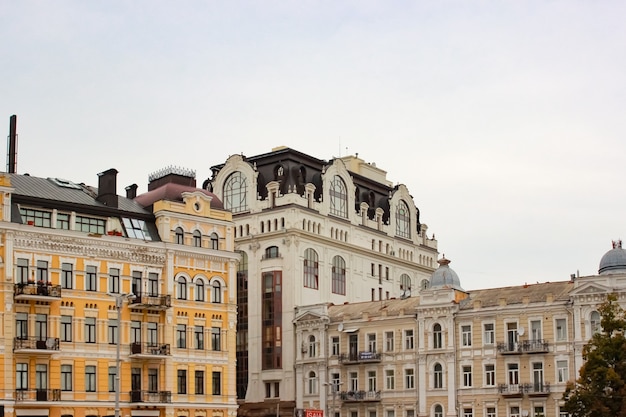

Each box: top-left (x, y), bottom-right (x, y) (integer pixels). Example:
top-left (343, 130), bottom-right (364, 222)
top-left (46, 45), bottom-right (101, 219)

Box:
top-left (563, 293), bottom-right (626, 416)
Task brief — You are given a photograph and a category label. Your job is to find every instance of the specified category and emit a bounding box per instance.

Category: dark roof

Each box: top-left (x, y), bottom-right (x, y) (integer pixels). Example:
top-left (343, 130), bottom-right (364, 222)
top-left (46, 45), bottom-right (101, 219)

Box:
top-left (459, 281), bottom-right (573, 309)
top-left (7, 173), bottom-right (151, 217)
top-left (134, 183), bottom-right (223, 209)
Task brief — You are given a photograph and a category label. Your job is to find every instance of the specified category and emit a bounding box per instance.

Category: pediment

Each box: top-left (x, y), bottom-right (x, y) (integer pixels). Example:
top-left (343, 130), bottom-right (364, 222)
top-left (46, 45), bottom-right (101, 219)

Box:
top-left (293, 311), bottom-right (326, 324)
top-left (569, 282), bottom-right (612, 297)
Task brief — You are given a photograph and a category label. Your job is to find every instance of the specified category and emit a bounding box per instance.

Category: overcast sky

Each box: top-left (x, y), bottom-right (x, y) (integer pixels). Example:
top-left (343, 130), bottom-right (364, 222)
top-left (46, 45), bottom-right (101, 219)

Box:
top-left (2, 1), bottom-right (625, 290)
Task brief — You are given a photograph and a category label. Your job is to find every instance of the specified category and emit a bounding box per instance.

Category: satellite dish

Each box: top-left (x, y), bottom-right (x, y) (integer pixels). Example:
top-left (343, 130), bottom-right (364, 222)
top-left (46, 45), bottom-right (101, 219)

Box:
top-left (338, 323), bottom-right (344, 331)
top-left (518, 327), bottom-right (525, 336)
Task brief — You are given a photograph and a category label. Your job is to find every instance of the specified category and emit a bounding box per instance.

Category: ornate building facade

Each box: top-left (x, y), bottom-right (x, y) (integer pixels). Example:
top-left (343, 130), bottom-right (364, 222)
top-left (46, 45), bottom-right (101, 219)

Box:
top-left (0, 167), bottom-right (238, 417)
top-left (205, 147), bottom-right (439, 417)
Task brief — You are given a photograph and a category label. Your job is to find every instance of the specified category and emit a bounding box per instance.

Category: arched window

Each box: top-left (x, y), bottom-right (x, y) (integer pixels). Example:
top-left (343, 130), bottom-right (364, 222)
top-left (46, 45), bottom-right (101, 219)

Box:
top-left (212, 281), bottom-right (222, 303)
top-left (396, 200), bottom-right (411, 239)
top-left (332, 256), bottom-right (346, 295)
top-left (224, 171), bottom-right (248, 213)
top-left (329, 176), bottom-right (347, 218)
top-left (193, 230), bottom-right (202, 247)
top-left (434, 404), bottom-right (443, 417)
top-left (303, 248), bottom-right (319, 289)
top-left (308, 371), bottom-right (318, 395)
top-left (590, 311), bottom-right (601, 334)
top-left (433, 323), bottom-right (442, 349)
top-left (308, 335), bottom-right (317, 358)
top-left (400, 274), bottom-right (412, 291)
top-left (175, 227), bottom-right (184, 244)
top-left (177, 276), bottom-right (187, 300)
top-left (434, 363), bottom-right (443, 388)
top-left (210, 233), bottom-right (219, 250)
top-left (264, 246), bottom-right (279, 259)
top-left (196, 279), bottom-right (205, 302)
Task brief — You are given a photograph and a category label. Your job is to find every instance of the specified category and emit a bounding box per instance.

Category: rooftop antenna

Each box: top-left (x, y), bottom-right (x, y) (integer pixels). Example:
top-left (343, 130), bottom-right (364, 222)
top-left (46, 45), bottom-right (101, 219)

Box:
top-left (7, 115), bottom-right (18, 173)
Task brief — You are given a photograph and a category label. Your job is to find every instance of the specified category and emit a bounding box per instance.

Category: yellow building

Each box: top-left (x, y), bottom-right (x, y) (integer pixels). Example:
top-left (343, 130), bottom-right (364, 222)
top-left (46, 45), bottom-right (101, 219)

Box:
top-left (0, 167), bottom-right (238, 417)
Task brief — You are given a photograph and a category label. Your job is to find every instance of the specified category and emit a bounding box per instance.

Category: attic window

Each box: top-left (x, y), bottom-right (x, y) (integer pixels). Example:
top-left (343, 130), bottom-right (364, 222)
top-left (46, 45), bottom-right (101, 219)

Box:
top-left (49, 177), bottom-right (82, 189)
top-left (122, 218), bottom-right (152, 240)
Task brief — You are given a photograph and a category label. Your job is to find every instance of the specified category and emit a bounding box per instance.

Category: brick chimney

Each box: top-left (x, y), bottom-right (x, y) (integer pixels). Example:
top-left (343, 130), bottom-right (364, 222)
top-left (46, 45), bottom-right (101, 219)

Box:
top-left (125, 184), bottom-right (138, 199)
top-left (97, 168), bottom-right (118, 208)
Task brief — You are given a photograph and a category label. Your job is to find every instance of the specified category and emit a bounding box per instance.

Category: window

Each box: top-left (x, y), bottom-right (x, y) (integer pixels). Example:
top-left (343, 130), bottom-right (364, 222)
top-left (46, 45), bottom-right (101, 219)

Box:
top-left (405, 368), bottom-right (415, 389)
top-left (132, 270), bottom-right (142, 296)
top-left (385, 369), bottom-right (395, 389)
top-left (483, 323), bottom-right (494, 345)
top-left (329, 175), bottom-right (347, 218)
top-left (35, 314), bottom-right (47, 340)
top-left (20, 207), bottom-right (52, 227)
top-left (331, 336), bottom-right (340, 356)
top-left (195, 326), bottom-right (205, 350)
top-left (16, 313), bottom-right (28, 339)
top-left (85, 365), bottom-right (96, 392)
top-left (304, 248), bottom-right (319, 289)
top-left (210, 233), bottom-right (219, 249)
top-left (148, 272), bottom-right (158, 296)
top-left (16, 363), bottom-right (28, 390)
top-left (558, 407), bottom-right (569, 417)
top-left (177, 324), bottom-right (187, 348)
top-left (85, 265), bottom-right (97, 291)
top-left (461, 325), bottom-right (472, 346)
top-left (131, 321), bottom-right (141, 343)
top-left (264, 245), bottom-right (279, 259)
top-left (75, 216), bottom-right (105, 234)
top-left (368, 333), bottom-right (376, 352)
top-left (531, 320), bottom-right (542, 341)
top-left (85, 317), bottom-right (96, 343)
top-left (108, 366), bottom-right (116, 392)
top-left (433, 323), bottom-right (442, 349)
top-left (195, 370), bottom-right (205, 394)
top-left (533, 406), bottom-right (544, 417)
top-left (61, 315), bottom-right (72, 342)
top-left (405, 329), bottom-right (414, 350)
top-left (433, 363), bottom-right (443, 388)
top-left (193, 230), bottom-right (202, 247)
top-left (122, 218), bottom-right (152, 240)
top-left (212, 280), bottom-right (222, 303)
top-left (396, 200), bottom-right (411, 238)
top-left (196, 279), bottom-right (205, 302)
top-left (148, 368), bottom-right (158, 392)
top-left (109, 268), bottom-right (120, 294)
top-left (434, 405), bottom-right (443, 417)
top-left (177, 369), bottom-right (187, 394)
top-left (212, 327), bottom-right (221, 351)
top-left (332, 256), bottom-right (346, 295)
top-left (400, 273), bottom-right (411, 291)
top-left (557, 360), bottom-right (569, 383)
top-left (212, 371), bottom-right (222, 395)
top-left (462, 366), bottom-right (472, 387)
top-left (147, 322), bottom-right (158, 346)
top-left (510, 406), bottom-right (520, 417)
top-left (385, 331), bottom-right (394, 351)
top-left (368, 370), bottom-right (377, 391)
top-left (486, 408), bottom-right (496, 417)
top-left (308, 371), bottom-right (318, 395)
top-left (463, 409), bottom-right (473, 417)
top-left (36, 364), bottom-right (48, 391)
top-left (349, 371), bottom-right (358, 391)
top-left (308, 335), bottom-right (317, 357)
top-left (507, 363), bottom-right (519, 385)
top-left (485, 364), bottom-right (495, 386)
top-left (556, 318), bottom-right (567, 341)
top-left (61, 365), bottom-right (72, 391)
top-left (56, 212), bottom-right (70, 229)
top-left (36, 260), bottom-right (48, 283)
top-left (108, 319), bottom-right (117, 344)
top-left (223, 171), bottom-right (248, 213)
top-left (590, 311), bottom-right (601, 334)
top-left (16, 258), bottom-right (29, 283)
top-left (175, 227), bottom-right (184, 244)
top-left (177, 276), bottom-right (187, 300)
top-left (62, 263), bottom-right (73, 289)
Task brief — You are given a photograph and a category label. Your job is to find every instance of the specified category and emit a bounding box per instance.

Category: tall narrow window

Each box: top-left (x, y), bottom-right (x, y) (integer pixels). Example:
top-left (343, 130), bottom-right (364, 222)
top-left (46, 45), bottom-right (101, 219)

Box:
top-left (36, 260), bottom-right (48, 283)
top-left (195, 370), bottom-right (205, 394)
top-left (212, 281), bottom-right (222, 303)
top-left (108, 366), bottom-right (116, 392)
top-left (329, 175), bottom-right (348, 218)
top-left (177, 369), bottom-right (187, 394)
top-left (303, 248), bottom-right (319, 289)
top-left (85, 317), bottom-right (96, 343)
top-left (61, 263), bottom-right (73, 289)
top-left (85, 366), bottom-right (96, 392)
top-left (177, 276), bottom-right (187, 300)
top-left (212, 327), bottom-right (222, 351)
top-left (85, 265), bottom-right (97, 291)
top-left (61, 316), bottom-right (72, 342)
top-left (485, 364), bottom-right (495, 386)
top-left (224, 171), bottom-right (248, 213)
top-left (17, 258), bottom-right (29, 284)
top-left (193, 230), bottom-right (202, 247)
top-left (195, 326), bottom-right (205, 350)
top-left (109, 268), bottom-right (120, 294)
top-left (396, 200), bottom-right (411, 238)
top-left (212, 371), bottom-right (222, 395)
top-left (405, 368), bottom-right (415, 389)
top-left (16, 363), bottom-right (28, 390)
top-left (331, 255), bottom-right (346, 295)
top-left (61, 365), bottom-right (72, 391)
top-left (433, 323), bottom-right (442, 349)
top-left (590, 311), bottom-right (601, 334)
top-left (483, 323), bottom-right (495, 345)
top-left (434, 363), bottom-right (443, 388)
top-left (148, 272), bottom-right (158, 296)
top-left (175, 227), bottom-right (184, 244)
top-left (196, 279), bottom-right (205, 302)
top-left (16, 313), bottom-right (28, 340)
top-left (177, 324), bottom-right (187, 348)
top-left (210, 233), bottom-right (219, 250)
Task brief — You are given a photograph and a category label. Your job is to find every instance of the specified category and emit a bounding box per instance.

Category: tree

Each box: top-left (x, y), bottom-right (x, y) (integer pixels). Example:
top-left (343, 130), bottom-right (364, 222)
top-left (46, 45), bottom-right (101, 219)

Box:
top-left (563, 293), bottom-right (626, 416)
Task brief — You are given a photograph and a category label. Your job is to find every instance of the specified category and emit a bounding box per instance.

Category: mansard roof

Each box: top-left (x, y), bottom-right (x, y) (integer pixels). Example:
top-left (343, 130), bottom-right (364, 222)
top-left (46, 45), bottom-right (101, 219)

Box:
top-left (459, 281), bottom-right (573, 310)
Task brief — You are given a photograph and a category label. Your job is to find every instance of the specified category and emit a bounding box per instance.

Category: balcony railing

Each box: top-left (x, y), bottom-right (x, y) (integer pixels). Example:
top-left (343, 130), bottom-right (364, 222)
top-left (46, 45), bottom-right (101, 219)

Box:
top-left (496, 342), bottom-right (522, 354)
top-left (498, 383), bottom-right (550, 397)
top-left (498, 384), bottom-right (524, 397)
top-left (14, 337), bottom-right (60, 352)
top-left (129, 390), bottom-right (172, 403)
top-left (339, 390), bottom-right (381, 402)
top-left (15, 389), bottom-right (61, 402)
top-left (526, 382), bottom-right (551, 396)
top-left (14, 283), bottom-right (62, 299)
top-left (339, 351), bottom-right (382, 364)
top-left (521, 339), bottom-right (550, 353)
top-left (129, 294), bottom-right (171, 309)
top-left (130, 342), bottom-right (171, 356)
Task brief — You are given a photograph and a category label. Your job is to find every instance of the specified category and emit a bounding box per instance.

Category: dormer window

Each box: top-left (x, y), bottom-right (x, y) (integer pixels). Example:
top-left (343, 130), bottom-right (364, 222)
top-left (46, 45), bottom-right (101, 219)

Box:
top-left (122, 218), bottom-right (152, 240)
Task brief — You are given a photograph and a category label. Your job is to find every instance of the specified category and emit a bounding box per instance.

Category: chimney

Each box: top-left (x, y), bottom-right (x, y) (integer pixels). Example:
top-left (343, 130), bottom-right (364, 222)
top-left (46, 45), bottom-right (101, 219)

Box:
top-left (97, 168), bottom-right (118, 208)
top-left (7, 115), bottom-right (17, 173)
top-left (125, 184), bottom-right (138, 199)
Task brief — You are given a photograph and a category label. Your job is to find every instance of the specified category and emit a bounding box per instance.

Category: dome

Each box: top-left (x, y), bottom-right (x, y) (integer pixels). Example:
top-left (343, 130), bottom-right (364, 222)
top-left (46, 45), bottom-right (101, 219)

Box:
top-left (430, 256), bottom-right (463, 290)
top-left (599, 240), bottom-right (626, 275)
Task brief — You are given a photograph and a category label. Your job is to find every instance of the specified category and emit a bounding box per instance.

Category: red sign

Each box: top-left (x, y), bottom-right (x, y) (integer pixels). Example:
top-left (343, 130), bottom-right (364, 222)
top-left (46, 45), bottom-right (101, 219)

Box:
top-left (305, 409), bottom-right (324, 417)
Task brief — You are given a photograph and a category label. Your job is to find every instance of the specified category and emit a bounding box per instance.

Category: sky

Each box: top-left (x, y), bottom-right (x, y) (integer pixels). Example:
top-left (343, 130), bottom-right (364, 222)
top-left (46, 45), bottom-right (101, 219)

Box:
top-left (2, 1), bottom-right (625, 291)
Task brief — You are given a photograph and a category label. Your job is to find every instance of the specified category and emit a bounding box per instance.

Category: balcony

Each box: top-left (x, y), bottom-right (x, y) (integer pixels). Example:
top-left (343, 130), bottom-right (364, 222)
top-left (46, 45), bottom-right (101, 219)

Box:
top-left (526, 382), bottom-right (551, 397)
top-left (339, 390), bottom-right (381, 402)
top-left (15, 389), bottom-right (61, 402)
top-left (14, 283), bottom-right (62, 300)
top-left (498, 384), bottom-right (524, 398)
top-left (339, 351), bottom-right (382, 364)
top-left (129, 390), bottom-right (172, 403)
top-left (496, 342), bottom-right (522, 355)
top-left (128, 294), bottom-right (171, 310)
top-left (129, 342), bottom-right (170, 357)
top-left (521, 339), bottom-right (550, 353)
top-left (14, 337), bottom-right (60, 353)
